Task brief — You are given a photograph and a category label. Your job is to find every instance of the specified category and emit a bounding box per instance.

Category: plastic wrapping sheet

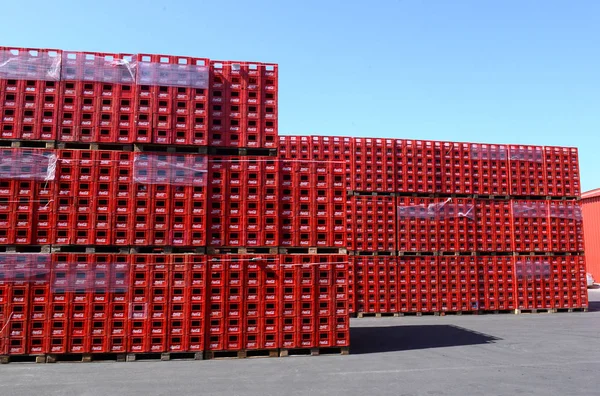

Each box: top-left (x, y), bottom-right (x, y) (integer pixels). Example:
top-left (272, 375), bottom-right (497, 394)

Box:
top-left (61, 52), bottom-right (136, 84)
top-left (49, 265), bottom-right (127, 293)
top-left (397, 199), bottom-right (475, 220)
top-left (0, 48), bottom-right (61, 81)
top-left (470, 144), bottom-right (508, 160)
top-left (0, 149), bottom-right (57, 181)
top-left (515, 259), bottom-right (551, 279)
top-left (0, 254), bottom-right (52, 284)
top-left (133, 153), bottom-right (208, 186)
top-left (511, 201), bottom-right (549, 218)
top-left (548, 203), bottom-right (583, 221)
top-left (508, 146), bottom-right (544, 163)
top-left (137, 56), bottom-right (208, 88)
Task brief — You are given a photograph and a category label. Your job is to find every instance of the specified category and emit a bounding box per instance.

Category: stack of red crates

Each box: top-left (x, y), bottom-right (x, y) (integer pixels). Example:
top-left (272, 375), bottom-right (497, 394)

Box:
top-left (205, 255), bottom-right (280, 353)
top-left (353, 138), bottom-right (395, 193)
top-left (477, 257), bottom-right (515, 311)
top-left (352, 197), bottom-right (396, 252)
top-left (0, 47), bottom-right (61, 141)
top-left (0, 254), bottom-right (52, 355)
top-left (0, 43), bottom-right (591, 360)
top-left (279, 160), bottom-right (346, 248)
top-left (208, 61), bottom-right (278, 148)
top-left (0, 148), bottom-right (56, 245)
top-left (58, 51), bottom-right (136, 143)
top-left (279, 255), bottom-right (349, 349)
top-left (134, 54), bottom-right (209, 145)
top-left (354, 256), bottom-right (398, 314)
top-left (399, 257), bottom-right (439, 313)
top-left (131, 152), bottom-right (208, 246)
top-left (207, 156), bottom-right (279, 247)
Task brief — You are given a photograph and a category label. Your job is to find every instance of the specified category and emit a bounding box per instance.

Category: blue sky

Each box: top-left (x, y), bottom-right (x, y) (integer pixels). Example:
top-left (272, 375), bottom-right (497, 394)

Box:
top-left (2, 0), bottom-right (599, 191)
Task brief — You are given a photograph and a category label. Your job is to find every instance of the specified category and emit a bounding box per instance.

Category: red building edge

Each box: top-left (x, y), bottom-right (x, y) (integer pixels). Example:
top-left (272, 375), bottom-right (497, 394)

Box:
top-left (582, 188), bottom-right (600, 282)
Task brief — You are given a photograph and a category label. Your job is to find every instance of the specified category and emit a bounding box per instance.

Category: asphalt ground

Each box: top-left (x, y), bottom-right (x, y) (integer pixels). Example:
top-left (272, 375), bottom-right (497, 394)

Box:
top-left (1, 288), bottom-right (599, 396)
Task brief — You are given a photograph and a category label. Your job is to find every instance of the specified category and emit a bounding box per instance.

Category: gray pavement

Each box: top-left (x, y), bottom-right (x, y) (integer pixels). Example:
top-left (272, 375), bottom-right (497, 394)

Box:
top-left (1, 289), bottom-right (599, 396)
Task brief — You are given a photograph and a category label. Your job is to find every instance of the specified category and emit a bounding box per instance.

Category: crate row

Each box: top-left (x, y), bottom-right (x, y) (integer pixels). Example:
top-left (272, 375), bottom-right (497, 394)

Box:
top-left (0, 47), bottom-right (278, 147)
top-left (208, 61), bottom-right (278, 148)
top-left (279, 160), bottom-right (348, 248)
top-left (0, 145), bottom-right (584, 250)
top-left (206, 156), bottom-right (280, 247)
top-left (0, 149), bottom-right (294, 247)
top-left (344, 196), bottom-right (583, 253)
top-left (351, 255), bottom-right (589, 314)
top-left (0, 253), bottom-right (349, 355)
top-left (279, 136), bottom-right (581, 197)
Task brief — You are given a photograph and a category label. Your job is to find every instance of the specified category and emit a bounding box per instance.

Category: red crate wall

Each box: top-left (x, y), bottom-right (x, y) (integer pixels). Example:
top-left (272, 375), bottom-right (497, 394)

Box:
top-left (474, 200), bottom-right (513, 252)
top-left (310, 135), bottom-right (354, 191)
top-left (544, 147), bottom-right (581, 197)
top-left (206, 255), bottom-right (280, 352)
top-left (470, 143), bottom-right (510, 196)
top-left (396, 197), bottom-right (438, 253)
top-left (435, 198), bottom-right (476, 252)
top-left (438, 256), bottom-right (479, 312)
top-left (208, 157), bottom-right (279, 247)
top-left (510, 200), bottom-right (550, 253)
top-left (0, 47), bottom-right (61, 141)
top-left (355, 256), bottom-right (398, 314)
top-left (395, 140), bottom-right (436, 194)
top-left (43, 253), bottom-right (133, 355)
top-left (279, 255), bottom-right (349, 349)
top-left (398, 257), bottom-right (440, 313)
top-left (513, 256), bottom-right (588, 311)
top-left (133, 54), bottom-right (209, 145)
top-left (548, 200), bottom-right (584, 253)
top-left (278, 135), bottom-right (310, 160)
top-left (508, 145), bottom-right (546, 196)
top-left (435, 142), bottom-right (473, 195)
top-left (477, 257), bottom-right (515, 311)
top-left (0, 254), bottom-right (52, 355)
top-left (58, 51), bottom-right (136, 143)
top-left (353, 138), bottom-right (395, 192)
top-left (209, 61), bottom-right (278, 148)
top-left (51, 150), bottom-right (207, 247)
top-left (279, 161), bottom-right (346, 248)
top-left (0, 148), bottom-right (56, 245)
top-left (352, 196), bottom-right (396, 252)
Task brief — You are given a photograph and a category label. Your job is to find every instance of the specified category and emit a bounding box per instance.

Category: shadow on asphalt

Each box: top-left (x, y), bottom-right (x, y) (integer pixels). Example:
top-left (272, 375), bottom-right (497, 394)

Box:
top-left (350, 325), bottom-right (500, 355)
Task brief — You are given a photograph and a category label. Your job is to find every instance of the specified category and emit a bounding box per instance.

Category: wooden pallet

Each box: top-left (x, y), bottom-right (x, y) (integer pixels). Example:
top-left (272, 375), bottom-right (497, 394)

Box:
top-left (0, 245), bottom-right (51, 253)
top-left (347, 191), bottom-right (395, 197)
top-left (555, 307), bottom-right (588, 313)
top-left (396, 251), bottom-right (435, 257)
top-left (128, 246), bottom-right (206, 254)
top-left (439, 311), bottom-right (481, 316)
top-left (397, 312), bottom-right (439, 317)
top-left (125, 352), bottom-right (204, 362)
top-left (46, 353), bottom-right (127, 363)
top-left (133, 144), bottom-right (209, 154)
top-left (207, 247), bottom-right (278, 255)
top-left (0, 139), bottom-right (55, 149)
top-left (208, 147), bottom-right (277, 157)
top-left (278, 247), bottom-right (349, 255)
top-left (204, 349), bottom-right (278, 360)
top-left (356, 312), bottom-right (399, 318)
top-left (279, 347), bottom-right (349, 357)
top-left (56, 142), bottom-right (133, 151)
top-left (514, 308), bottom-right (556, 314)
top-left (50, 245), bottom-right (129, 254)
top-left (0, 355), bottom-right (45, 364)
